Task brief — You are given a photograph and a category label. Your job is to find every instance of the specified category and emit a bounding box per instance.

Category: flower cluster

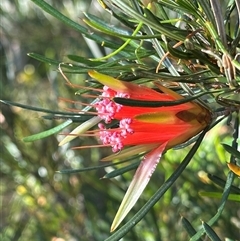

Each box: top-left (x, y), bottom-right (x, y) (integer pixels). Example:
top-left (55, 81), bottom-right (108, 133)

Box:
top-left (59, 71), bottom-right (212, 231)
top-left (90, 71), bottom-right (211, 153)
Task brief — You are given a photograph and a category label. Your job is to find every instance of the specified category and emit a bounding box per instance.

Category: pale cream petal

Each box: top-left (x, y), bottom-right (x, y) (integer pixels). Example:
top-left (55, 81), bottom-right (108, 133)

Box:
top-left (110, 142), bottom-right (167, 231)
top-left (59, 116), bottom-right (101, 146)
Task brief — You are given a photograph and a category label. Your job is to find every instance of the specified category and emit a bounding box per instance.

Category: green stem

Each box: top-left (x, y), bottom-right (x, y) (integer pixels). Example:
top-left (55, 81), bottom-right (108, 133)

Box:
top-left (90, 21), bottom-right (143, 61)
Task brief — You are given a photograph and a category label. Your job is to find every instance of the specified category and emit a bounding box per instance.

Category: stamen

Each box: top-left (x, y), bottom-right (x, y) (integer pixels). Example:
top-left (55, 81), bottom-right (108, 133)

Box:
top-left (65, 82), bottom-right (104, 92)
top-left (97, 119), bottom-right (134, 153)
top-left (59, 133), bottom-right (80, 136)
top-left (78, 133), bottom-right (100, 137)
top-left (81, 93), bottom-right (118, 99)
top-left (64, 108), bottom-right (98, 115)
top-left (95, 98), bottom-right (123, 123)
top-left (59, 97), bottom-right (78, 104)
top-left (81, 94), bottom-right (104, 99)
top-left (86, 128), bottom-right (117, 134)
top-left (58, 97), bottom-right (95, 107)
top-left (59, 131), bottom-right (100, 137)
top-left (59, 64), bottom-right (73, 86)
top-left (72, 144), bottom-right (113, 150)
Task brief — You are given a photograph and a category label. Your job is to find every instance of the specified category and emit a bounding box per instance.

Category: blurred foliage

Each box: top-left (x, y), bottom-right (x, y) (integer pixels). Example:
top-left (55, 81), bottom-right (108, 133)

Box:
top-left (1, 0), bottom-right (240, 241)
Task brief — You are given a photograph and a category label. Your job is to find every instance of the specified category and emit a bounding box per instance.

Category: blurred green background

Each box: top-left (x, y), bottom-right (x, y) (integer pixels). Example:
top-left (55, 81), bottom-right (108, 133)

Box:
top-left (1, 1), bottom-right (239, 240)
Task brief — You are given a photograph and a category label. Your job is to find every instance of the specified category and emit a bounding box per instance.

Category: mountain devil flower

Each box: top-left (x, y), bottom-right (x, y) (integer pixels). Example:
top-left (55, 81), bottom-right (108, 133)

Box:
top-left (59, 71), bottom-right (211, 231)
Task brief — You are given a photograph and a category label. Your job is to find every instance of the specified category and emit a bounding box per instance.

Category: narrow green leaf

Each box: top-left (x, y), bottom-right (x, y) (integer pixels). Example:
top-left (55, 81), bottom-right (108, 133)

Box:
top-left (0, 100), bottom-right (81, 116)
top-left (67, 55), bottom-right (104, 66)
top-left (84, 12), bottom-right (132, 37)
top-left (111, 0), bottom-right (186, 42)
top-left (222, 143), bottom-right (240, 159)
top-left (28, 53), bottom-right (91, 71)
top-left (114, 89), bottom-right (223, 107)
top-left (58, 159), bottom-right (132, 174)
top-left (174, 0), bottom-right (198, 14)
top-left (42, 114), bottom-right (92, 122)
top-left (30, 0), bottom-right (116, 48)
top-left (199, 191), bottom-right (240, 202)
top-left (191, 50), bottom-right (221, 74)
top-left (207, 174), bottom-right (240, 194)
top-left (23, 119), bottom-right (72, 142)
top-left (167, 43), bottom-right (195, 60)
top-left (84, 12), bottom-right (171, 41)
top-left (197, 1), bottom-right (215, 26)
top-left (27, 53), bottom-right (60, 65)
top-left (202, 221), bottom-right (222, 241)
top-left (103, 162), bottom-right (139, 179)
top-left (137, 69), bottom-right (216, 83)
top-left (181, 216), bottom-right (203, 241)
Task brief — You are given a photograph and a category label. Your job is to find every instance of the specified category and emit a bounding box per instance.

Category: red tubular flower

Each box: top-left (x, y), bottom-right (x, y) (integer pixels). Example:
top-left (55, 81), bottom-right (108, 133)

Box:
top-left (89, 71), bottom-right (211, 153)
top-left (59, 71), bottom-right (211, 231)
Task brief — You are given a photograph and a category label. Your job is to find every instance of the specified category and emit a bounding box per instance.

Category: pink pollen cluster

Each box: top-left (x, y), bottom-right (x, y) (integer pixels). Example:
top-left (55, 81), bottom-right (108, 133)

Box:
top-left (98, 118), bottom-right (133, 152)
top-left (95, 86), bottom-right (133, 152)
top-left (98, 123), bottom-right (124, 152)
top-left (95, 98), bottom-right (122, 123)
top-left (119, 118), bottom-right (134, 136)
top-left (94, 86), bottom-right (133, 152)
top-left (94, 86), bottom-right (128, 123)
